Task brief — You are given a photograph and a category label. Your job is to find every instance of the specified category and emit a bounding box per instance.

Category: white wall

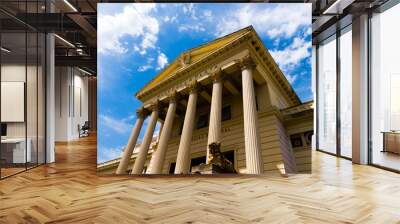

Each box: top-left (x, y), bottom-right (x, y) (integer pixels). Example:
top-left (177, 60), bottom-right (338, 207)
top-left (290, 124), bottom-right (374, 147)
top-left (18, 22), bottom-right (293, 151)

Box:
top-left (1, 63), bottom-right (46, 164)
top-left (1, 65), bottom-right (40, 137)
top-left (1, 66), bottom-right (26, 126)
top-left (55, 66), bottom-right (89, 141)
top-left (73, 73), bottom-right (89, 137)
top-left (55, 67), bottom-right (69, 141)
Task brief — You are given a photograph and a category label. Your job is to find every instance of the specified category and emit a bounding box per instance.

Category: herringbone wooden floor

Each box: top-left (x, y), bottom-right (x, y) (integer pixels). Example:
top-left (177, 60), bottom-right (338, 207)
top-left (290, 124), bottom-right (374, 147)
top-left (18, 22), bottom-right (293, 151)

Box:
top-left (1, 135), bottom-right (400, 224)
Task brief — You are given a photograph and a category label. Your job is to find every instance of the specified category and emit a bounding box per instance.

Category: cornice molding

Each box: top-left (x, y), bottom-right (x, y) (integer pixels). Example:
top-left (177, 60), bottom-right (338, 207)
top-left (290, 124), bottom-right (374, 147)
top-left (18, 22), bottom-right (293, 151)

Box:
top-left (136, 33), bottom-right (250, 100)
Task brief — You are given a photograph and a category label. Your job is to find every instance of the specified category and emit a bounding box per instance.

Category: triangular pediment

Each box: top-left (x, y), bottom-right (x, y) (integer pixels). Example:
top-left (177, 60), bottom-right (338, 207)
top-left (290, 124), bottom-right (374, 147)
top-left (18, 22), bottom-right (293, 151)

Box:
top-left (137, 26), bottom-right (302, 106)
top-left (139, 27), bottom-right (252, 93)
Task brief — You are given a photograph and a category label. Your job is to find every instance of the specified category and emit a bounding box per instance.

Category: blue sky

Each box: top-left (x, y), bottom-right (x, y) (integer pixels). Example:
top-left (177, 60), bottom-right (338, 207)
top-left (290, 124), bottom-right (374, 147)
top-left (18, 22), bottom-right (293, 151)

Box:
top-left (97, 3), bottom-right (312, 163)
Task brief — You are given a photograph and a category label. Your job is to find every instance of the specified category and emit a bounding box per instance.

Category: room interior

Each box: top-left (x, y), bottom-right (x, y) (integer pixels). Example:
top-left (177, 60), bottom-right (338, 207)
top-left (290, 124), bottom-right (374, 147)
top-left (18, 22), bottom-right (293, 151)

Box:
top-left (0, 0), bottom-right (399, 222)
top-left (313, 0), bottom-right (400, 172)
top-left (370, 4), bottom-right (400, 170)
top-left (0, 0), bottom-right (97, 179)
top-left (0, 30), bottom-right (46, 178)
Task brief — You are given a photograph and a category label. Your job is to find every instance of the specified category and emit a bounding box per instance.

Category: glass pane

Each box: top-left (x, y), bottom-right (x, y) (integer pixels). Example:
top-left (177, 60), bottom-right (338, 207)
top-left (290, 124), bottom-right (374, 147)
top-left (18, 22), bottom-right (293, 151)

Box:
top-left (339, 28), bottom-right (352, 158)
top-left (317, 35), bottom-right (337, 154)
top-left (0, 1), bottom-right (46, 178)
top-left (38, 32), bottom-right (45, 165)
top-left (1, 30), bottom-right (27, 177)
top-left (27, 31), bottom-right (38, 169)
top-left (371, 4), bottom-right (400, 171)
top-left (26, 0), bottom-right (39, 169)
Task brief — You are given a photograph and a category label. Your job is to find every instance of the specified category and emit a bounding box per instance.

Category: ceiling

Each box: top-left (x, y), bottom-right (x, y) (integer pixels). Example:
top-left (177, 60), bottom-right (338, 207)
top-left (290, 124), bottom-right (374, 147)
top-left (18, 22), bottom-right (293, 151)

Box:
top-left (0, 0), bottom-right (394, 75)
top-left (310, 0), bottom-right (390, 43)
top-left (0, 0), bottom-right (97, 74)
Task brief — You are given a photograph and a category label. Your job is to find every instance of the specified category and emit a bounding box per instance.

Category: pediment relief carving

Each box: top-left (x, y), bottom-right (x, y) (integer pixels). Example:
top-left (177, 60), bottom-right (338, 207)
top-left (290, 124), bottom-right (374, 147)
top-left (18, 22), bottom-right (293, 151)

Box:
top-left (180, 53), bottom-right (191, 67)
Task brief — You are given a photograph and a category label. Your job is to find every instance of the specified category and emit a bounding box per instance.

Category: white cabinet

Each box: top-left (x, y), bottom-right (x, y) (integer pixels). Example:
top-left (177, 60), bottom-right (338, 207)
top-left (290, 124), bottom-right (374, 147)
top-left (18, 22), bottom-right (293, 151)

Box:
top-left (1, 138), bottom-right (32, 163)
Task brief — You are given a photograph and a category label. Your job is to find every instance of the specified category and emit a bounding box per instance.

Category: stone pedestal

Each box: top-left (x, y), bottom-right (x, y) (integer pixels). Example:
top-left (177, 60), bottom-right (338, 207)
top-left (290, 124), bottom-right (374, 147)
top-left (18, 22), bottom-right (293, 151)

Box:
top-left (191, 142), bottom-right (236, 174)
top-left (191, 164), bottom-right (230, 174)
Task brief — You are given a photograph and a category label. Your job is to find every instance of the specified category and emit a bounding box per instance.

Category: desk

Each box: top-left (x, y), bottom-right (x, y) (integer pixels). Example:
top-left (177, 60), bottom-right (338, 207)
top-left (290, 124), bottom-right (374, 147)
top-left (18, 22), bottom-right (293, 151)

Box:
top-left (1, 138), bottom-right (31, 163)
top-left (382, 131), bottom-right (400, 154)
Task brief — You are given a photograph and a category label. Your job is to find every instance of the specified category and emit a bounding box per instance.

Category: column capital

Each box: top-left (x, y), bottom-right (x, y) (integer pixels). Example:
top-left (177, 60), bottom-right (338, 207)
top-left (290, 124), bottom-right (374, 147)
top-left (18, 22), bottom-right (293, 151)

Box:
top-left (187, 81), bottom-right (199, 93)
top-left (237, 55), bottom-right (256, 71)
top-left (207, 66), bottom-right (223, 83)
top-left (167, 91), bottom-right (178, 103)
top-left (149, 100), bottom-right (160, 112)
top-left (136, 107), bottom-right (148, 118)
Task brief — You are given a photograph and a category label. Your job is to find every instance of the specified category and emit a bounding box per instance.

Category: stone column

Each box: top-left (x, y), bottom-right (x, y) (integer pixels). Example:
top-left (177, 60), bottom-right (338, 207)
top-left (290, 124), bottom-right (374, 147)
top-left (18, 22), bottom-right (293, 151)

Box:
top-left (175, 83), bottom-right (198, 174)
top-left (46, 6), bottom-right (56, 163)
top-left (240, 55), bottom-right (263, 174)
top-left (207, 70), bottom-right (223, 163)
top-left (148, 94), bottom-right (177, 174)
top-left (116, 108), bottom-right (146, 174)
top-left (352, 14), bottom-right (369, 164)
top-left (131, 103), bottom-right (159, 174)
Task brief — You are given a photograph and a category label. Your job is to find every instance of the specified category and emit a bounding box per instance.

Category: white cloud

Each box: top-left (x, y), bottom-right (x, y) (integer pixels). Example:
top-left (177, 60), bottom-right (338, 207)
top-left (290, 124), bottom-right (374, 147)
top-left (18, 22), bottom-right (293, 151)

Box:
top-left (211, 4), bottom-right (311, 85)
top-left (203, 10), bottom-right (213, 22)
top-left (99, 114), bottom-right (133, 134)
top-left (138, 65), bottom-right (152, 72)
top-left (153, 122), bottom-right (161, 138)
top-left (269, 36), bottom-right (311, 85)
top-left (98, 146), bottom-right (124, 163)
top-left (215, 4), bottom-right (310, 38)
top-left (203, 10), bottom-right (212, 17)
top-left (306, 27), bottom-right (312, 36)
top-left (98, 4), bottom-right (159, 55)
top-left (178, 24), bottom-right (205, 33)
top-left (156, 52), bottom-right (168, 70)
top-left (126, 113), bottom-right (137, 121)
top-left (164, 15), bottom-right (177, 23)
top-left (286, 74), bottom-right (298, 84)
top-left (269, 36), bottom-right (311, 72)
top-left (137, 57), bottom-right (155, 72)
top-left (147, 57), bottom-right (155, 63)
top-left (182, 3), bottom-right (197, 20)
top-left (273, 38), bottom-right (280, 47)
top-left (177, 6), bottom-right (213, 33)
top-left (141, 33), bottom-right (158, 52)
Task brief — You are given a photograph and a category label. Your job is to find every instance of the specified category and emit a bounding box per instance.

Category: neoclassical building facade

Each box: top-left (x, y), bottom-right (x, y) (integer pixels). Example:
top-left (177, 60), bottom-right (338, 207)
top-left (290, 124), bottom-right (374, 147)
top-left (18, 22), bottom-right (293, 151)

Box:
top-left (98, 26), bottom-right (313, 175)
